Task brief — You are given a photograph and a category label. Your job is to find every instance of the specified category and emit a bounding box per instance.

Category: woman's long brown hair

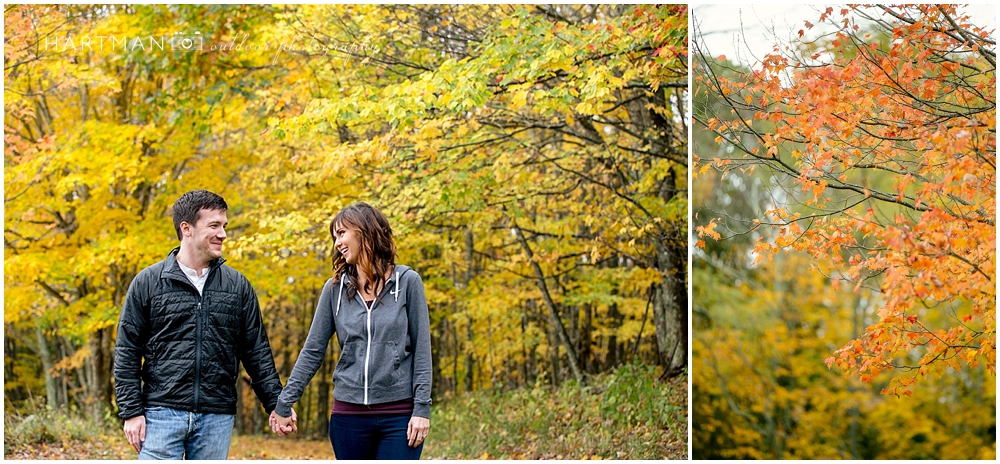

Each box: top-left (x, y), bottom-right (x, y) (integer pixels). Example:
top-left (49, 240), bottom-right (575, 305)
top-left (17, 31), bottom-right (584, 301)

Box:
top-left (329, 202), bottom-right (397, 300)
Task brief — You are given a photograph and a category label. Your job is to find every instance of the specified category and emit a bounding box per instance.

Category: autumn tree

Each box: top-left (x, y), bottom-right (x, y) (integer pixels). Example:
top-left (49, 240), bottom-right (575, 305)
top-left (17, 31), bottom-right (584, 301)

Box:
top-left (692, 241), bottom-right (996, 459)
top-left (5, 4), bottom-right (687, 436)
top-left (256, 4), bottom-right (689, 387)
top-left (694, 4), bottom-right (995, 396)
top-left (4, 4), bottom-right (299, 425)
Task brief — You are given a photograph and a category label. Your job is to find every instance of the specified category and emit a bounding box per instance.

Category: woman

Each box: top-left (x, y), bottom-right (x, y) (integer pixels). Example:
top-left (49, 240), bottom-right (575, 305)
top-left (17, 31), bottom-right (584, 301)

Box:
top-left (270, 202), bottom-right (432, 459)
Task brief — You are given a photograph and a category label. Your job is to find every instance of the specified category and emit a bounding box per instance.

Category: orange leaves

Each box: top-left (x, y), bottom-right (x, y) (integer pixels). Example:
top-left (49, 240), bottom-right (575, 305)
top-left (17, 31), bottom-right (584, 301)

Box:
top-left (695, 218), bottom-right (722, 241)
top-left (695, 3), bottom-right (995, 397)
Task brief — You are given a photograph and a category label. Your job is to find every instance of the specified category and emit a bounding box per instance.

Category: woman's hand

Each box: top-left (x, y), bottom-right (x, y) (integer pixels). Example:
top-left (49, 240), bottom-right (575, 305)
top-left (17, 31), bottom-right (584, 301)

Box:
top-left (269, 408), bottom-right (298, 436)
top-left (407, 416), bottom-right (430, 448)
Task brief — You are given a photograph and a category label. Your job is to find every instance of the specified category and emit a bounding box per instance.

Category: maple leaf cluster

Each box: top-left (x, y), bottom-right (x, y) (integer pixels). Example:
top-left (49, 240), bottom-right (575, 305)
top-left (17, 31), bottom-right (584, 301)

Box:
top-left (696, 5), bottom-right (995, 395)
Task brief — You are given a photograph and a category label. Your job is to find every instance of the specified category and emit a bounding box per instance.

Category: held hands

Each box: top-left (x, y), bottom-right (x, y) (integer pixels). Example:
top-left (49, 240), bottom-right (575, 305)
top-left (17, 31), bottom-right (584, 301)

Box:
top-left (269, 408), bottom-right (298, 436)
top-left (406, 416), bottom-right (430, 448)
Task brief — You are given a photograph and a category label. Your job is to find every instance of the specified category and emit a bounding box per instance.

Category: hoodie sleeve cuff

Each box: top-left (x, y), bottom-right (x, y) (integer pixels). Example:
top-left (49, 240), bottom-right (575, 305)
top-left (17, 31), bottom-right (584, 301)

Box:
top-left (413, 402), bottom-right (431, 419)
top-left (274, 401), bottom-right (293, 418)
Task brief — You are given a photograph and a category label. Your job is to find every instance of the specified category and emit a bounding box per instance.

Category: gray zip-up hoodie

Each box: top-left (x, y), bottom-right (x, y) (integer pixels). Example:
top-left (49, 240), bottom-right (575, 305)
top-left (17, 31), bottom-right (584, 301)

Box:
top-left (275, 265), bottom-right (432, 418)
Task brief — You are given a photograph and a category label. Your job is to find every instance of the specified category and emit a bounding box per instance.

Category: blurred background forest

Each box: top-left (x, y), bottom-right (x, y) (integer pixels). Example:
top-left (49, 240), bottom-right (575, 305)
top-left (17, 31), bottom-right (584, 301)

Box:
top-left (3, 4), bottom-right (687, 459)
top-left (691, 5), bottom-right (995, 460)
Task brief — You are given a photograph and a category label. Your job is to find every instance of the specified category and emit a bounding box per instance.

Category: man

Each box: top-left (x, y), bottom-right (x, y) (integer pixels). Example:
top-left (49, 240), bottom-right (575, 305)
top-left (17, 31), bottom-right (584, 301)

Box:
top-left (114, 189), bottom-right (295, 459)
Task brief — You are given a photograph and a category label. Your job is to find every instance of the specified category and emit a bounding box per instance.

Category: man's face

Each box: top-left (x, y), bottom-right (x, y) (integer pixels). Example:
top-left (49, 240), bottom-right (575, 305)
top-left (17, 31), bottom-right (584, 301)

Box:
top-left (182, 208), bottom-right (228, 264)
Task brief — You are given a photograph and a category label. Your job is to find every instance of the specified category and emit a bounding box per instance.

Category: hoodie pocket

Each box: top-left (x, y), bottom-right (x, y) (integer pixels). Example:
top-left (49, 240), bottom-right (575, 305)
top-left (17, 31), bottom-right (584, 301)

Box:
top-left (334, 341), bottom-right (362, 389)
top-left (371, 341), bottom-right (402, 388)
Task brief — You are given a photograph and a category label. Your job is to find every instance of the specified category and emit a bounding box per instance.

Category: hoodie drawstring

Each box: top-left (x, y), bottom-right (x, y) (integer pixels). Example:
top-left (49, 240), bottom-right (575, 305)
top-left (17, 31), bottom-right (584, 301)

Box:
top-left (392, 271), bottom-right (400, 302)
top-left (338, 270), bottom-right (401, 315)
top-left (335, 274), bottom-right (345, 317)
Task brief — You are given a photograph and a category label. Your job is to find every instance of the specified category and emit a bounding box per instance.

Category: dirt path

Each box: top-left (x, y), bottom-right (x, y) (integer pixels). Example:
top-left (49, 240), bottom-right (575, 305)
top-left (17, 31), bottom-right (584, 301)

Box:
top-left (5, 435), bottom-right (336, 460)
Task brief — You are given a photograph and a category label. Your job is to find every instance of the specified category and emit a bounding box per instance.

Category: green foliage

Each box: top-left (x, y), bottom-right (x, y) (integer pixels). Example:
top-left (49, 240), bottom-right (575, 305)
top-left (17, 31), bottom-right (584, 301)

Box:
top-left (426, 363), bottom-right (687, 459)
top-left (3, 407), bottom-right (125, 459)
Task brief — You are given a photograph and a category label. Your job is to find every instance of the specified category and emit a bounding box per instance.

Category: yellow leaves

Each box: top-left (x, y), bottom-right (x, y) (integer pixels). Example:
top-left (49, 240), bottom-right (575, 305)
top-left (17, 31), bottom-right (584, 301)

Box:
top-left (511, 89), bottom-right (530, 110)
top-left (500, 16), bottom-right (520, 30)
top-left (52, 345), bottom-right (92, 376)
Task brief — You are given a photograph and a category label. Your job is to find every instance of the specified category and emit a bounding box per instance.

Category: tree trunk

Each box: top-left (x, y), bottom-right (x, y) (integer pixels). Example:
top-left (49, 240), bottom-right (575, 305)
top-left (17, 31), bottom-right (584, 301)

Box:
top-left (430, 310), bottom-right (445, 399)
top-left (650, 148), bottom-right (687, 377)
top-left (100, 326), bottom-right (114, 414)
top-left (547, 309), bottom-right (561, 386)
top-left (86, 332), bottom-right (102, 422)
top-left (652, 241), bottom-right (687, 377)
top-left (521, 309), bottom-right (531, 385)
top-left (36, 326), bottom-right (59, 409)
top-left (464, 320), bottom-right (475, 392)
top-left (525, 300), bottom-right (540, 385)
top-left (606, 302), bottom-right (622, 369)
top-left (462, 227), bottom-right (477, 392)
top-left (512, 222), bottom-right (585, 384)
top-left (450, 316), bottom-right (459, 395)
top-left (486, 315), bottom-right (496, 385)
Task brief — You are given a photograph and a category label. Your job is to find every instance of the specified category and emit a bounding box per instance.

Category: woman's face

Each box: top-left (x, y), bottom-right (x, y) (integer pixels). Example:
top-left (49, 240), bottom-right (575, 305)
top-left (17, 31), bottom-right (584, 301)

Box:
top-left (333, 221), bottom-right (363, 265)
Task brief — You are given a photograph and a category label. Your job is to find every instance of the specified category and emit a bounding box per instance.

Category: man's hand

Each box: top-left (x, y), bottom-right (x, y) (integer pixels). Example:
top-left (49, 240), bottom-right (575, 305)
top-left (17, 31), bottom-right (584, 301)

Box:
top-left (269, 408), bottom-right (298, 436)
top-left (124, 415), bottom-right (146, 453)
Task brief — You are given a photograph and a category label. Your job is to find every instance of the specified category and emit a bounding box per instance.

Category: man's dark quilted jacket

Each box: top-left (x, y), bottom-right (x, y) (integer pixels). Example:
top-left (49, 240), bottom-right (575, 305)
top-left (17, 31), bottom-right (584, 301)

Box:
top-left (113, 248), bottom-right (282, 419)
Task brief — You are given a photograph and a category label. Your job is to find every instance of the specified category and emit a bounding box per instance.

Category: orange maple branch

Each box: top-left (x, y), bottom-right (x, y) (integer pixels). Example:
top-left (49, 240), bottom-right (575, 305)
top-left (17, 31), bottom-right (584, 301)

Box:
top-left (946, 250), bottom-right (992, 282)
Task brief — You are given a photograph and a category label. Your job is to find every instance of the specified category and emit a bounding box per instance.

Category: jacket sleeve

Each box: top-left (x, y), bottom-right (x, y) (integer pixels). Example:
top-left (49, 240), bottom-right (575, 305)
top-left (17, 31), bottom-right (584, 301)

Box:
top-left (274, 279), bottom-right (337, 417)
top-left (113, 268), bottom-right (153, 420)
top-left (406, 272), bottom-right (433, 418)
top-left (237, 277), bottom-right (283, 414)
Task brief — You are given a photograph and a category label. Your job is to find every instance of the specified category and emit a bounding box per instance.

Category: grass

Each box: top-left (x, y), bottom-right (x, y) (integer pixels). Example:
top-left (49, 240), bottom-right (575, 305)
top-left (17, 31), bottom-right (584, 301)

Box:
top-left (4, 362), bottom-right (687, 460)
top-left (2, 408), bottom-right (333, 460)
top-left (423, 362), bottom-right (688, 459)
top-left (3, 408), bottom-right (132, 460)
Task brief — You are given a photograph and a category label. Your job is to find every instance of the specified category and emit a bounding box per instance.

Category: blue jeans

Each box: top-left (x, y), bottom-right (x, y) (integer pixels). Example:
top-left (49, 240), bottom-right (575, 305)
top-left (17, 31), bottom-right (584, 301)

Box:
top-left (138, 406), bottom-right (235, 460)
top-left (329, 413), bottom-right (423, 460)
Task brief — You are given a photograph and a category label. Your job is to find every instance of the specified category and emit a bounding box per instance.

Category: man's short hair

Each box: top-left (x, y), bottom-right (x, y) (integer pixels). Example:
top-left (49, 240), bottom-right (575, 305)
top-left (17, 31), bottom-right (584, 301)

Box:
top-left (172, 190), bottom-right (228, 240)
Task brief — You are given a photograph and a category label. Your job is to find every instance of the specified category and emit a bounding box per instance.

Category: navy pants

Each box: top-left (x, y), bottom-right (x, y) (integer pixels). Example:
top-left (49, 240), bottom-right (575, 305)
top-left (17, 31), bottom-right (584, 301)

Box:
top-left (329, 413), bottom-right (423, 460)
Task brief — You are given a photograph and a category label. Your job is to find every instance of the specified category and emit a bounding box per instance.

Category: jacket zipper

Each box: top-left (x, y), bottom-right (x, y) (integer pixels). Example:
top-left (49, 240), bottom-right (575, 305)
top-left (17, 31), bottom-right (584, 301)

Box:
top-left (190, 267), bottom-right (214, 412)
top-left (364, 301), bottom-right (372, 405)
top-left (355, 271), bottom-right (398, 406)
top-left (164, 255), bottom-right (220, 413)
top-left (195, 299), bottom-right (202, 410)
